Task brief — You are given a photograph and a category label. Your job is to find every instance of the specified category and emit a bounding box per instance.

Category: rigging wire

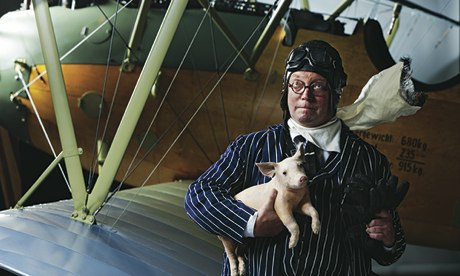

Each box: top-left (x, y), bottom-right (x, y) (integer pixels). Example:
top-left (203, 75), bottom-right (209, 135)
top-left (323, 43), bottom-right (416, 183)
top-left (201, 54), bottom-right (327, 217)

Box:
top-left (100, 71), bottom-right (230, 209)
top-left (9, 0), bottom-right (135, 206)
top-left (86, 0), bottom-right (143, 156)
top-left (96, 4), bottom-right (217, 219)
top-left (118, 6), bottom-right (215, 179)
top-left (92, 0), bottom-right (141, 61)
top-left (249, 26), bottom-right (283, 130)
top-left (82, 0), bottom-right (147, 203)
top-left (15, 67), bottom-right (71, 191)
top-left (155, 25), bottom-right (216, 165)
top-left (164, 101), bottom-right (215, 163)
top-left (199, 13), bottom-right (224, 154)
top-left (168, 21), bottom-right (223, 156)
top-left (209, 12), bottom-right (231, 148)
top-left (86, 0), bottom-right (123, 195)
top-left (10, 0), bottom-right (134, 99)
top-left (106, 5), bottom-right (275, 228)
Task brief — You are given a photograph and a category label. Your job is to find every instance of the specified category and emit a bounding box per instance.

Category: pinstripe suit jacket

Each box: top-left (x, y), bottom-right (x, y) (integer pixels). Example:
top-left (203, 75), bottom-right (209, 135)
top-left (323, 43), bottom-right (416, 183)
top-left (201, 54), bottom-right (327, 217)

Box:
top-left (185, 122), bottom-right (405, 275)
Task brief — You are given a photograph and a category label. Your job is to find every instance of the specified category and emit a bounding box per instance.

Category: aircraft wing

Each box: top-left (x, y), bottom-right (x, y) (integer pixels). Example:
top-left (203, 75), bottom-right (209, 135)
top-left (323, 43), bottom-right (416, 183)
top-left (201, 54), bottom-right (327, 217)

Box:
top-left (0, 180), bottom-right (222, 275)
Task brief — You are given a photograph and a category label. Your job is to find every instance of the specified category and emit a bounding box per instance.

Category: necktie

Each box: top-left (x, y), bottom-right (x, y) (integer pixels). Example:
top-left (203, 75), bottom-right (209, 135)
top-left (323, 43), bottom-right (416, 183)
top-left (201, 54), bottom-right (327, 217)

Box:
top-left (293, 135), bottom-right (306, 151)
top-left (293, 135), bottom-right (319, 178)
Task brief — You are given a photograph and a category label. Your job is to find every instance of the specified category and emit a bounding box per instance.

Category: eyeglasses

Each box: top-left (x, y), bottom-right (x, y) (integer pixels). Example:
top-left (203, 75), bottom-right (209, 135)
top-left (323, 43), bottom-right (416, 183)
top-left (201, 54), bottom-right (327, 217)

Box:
top-left (288, 79), bottom-right (328, 96)
top-left (286, 46), bottom-right (337, 72)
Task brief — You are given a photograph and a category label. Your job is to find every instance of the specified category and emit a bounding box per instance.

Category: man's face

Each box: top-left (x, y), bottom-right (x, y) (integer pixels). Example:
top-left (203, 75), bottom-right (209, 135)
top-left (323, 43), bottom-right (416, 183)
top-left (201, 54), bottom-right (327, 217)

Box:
top-left (287, 71), bottom-right (333, 128)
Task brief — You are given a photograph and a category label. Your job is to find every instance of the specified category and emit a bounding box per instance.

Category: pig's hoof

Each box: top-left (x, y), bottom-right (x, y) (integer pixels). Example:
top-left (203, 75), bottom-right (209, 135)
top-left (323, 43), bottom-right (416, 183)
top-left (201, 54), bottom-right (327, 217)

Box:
top-left (288, 237), bottom-right (298, 248)
top-left (238, 264), bottom-right (246, 276)
top-left (230, 268), bottom-right (239, 276)
top-left (312, 221), bottom-right (321, 234)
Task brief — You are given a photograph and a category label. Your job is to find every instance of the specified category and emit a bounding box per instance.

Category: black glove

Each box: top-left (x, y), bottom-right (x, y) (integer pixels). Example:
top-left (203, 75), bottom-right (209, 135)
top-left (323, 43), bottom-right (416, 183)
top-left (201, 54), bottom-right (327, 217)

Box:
top-left (341, 174), bottom-right (410, 260)
top-left (342, 174), bottom-right (410, 223)
top-left (341, 174), bottom-right (373, 223)
top-left (370, 175), bottom-right (410, 213)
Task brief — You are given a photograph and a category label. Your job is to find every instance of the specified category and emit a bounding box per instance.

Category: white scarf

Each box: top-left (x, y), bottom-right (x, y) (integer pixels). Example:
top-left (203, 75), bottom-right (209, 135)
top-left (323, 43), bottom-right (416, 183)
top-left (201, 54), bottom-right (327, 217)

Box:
top-left (336, 62), bottom-right (421, 130)
top-left (288, 117), bottom-right (342, 153)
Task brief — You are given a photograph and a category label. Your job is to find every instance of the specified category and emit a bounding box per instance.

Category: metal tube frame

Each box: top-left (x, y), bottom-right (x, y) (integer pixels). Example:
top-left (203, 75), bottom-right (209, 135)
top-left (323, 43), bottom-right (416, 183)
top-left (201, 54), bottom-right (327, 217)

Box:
top-left (249, 0), bottom-right (292, 67)
top-left (32, 0), bottom-right (87, 214)
top-left (29, 0), bottom-right (189, 224)
top-left (85, 0), bottom-right (189, 220)
top-left (15, 151), bottom-right (68, 208)
top-left (122, 0), bottom-right (152, 72)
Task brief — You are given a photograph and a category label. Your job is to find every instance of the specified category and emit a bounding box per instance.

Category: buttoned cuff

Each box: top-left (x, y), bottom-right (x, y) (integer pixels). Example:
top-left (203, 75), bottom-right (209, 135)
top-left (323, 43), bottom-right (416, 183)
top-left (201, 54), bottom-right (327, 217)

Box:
top-left (243, 211), bottom-right (258, 237)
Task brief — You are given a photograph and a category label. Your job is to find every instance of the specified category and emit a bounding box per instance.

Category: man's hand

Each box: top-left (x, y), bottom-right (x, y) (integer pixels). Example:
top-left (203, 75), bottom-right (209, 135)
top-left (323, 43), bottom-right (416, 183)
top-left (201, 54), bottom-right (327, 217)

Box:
top-left (254, 189), bottom-right (284, 237)
top-left (366, 210), bottom-right (395, 247)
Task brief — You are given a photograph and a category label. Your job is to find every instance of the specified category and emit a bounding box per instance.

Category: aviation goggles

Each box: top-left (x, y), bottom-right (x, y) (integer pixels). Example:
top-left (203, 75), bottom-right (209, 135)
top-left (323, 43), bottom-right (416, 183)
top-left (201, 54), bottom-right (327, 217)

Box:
top-left (286, 45), bottom-right (337, 73)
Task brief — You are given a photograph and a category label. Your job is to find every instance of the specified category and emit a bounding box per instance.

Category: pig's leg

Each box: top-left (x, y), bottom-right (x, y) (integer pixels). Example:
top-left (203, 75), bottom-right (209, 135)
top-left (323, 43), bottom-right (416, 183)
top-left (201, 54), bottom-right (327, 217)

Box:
top-left (274, 200), bottom-right (300, 248)
top-left (237, 249), bottom-right (246, 276)
top-left (218, 236), bottom-right (241, 276)
top-left (299, 200), bottom-right (321, 234)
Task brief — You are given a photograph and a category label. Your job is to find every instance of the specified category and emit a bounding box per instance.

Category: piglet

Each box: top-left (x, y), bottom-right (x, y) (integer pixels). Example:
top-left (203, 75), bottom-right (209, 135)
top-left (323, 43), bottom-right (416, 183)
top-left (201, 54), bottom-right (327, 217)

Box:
top-left (219, 146), bottom-right (320, 276)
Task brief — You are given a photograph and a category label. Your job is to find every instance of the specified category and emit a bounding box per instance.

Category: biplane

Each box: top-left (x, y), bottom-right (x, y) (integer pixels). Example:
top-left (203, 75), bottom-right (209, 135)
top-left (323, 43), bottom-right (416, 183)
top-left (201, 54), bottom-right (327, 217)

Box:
top-left (0, 0), bottom-right (459, 275)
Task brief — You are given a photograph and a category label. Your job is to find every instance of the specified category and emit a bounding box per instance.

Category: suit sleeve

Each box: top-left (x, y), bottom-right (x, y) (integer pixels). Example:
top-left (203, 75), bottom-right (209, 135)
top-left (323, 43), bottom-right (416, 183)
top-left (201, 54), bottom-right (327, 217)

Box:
top-left (184, 135), bottom-right (256, 244)
top-left (373, 209), bottom-right (406, 265)
top-left (372, 153), bottom-right (406, 265)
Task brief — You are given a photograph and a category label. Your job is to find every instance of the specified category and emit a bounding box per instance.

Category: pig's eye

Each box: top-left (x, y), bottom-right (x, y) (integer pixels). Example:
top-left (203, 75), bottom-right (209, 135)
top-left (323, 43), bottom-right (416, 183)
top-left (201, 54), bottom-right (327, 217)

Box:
top-left (283, 171), bottom-right (287, 175)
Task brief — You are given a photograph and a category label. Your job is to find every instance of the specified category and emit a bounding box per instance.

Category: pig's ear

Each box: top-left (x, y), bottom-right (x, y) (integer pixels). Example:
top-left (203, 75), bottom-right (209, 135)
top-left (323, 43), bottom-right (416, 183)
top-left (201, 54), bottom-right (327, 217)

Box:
top-left (256, 162), bottom-right (276, 177)
top-left (294, 144), bottom-right (305, 159)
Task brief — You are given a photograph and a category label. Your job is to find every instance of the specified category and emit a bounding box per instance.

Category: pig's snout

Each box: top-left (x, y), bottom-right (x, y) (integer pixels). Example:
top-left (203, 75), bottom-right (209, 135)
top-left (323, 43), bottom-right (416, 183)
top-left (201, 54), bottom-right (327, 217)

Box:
top-left (288, 175), bottom-right (308, 190)
top-left (299, 176), bottom-right (307, 184)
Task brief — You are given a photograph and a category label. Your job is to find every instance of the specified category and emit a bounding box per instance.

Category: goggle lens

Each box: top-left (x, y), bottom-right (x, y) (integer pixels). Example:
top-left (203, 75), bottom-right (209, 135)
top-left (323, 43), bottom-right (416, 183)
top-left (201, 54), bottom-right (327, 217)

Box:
top-left (286, 46), bottom-right (335, 71)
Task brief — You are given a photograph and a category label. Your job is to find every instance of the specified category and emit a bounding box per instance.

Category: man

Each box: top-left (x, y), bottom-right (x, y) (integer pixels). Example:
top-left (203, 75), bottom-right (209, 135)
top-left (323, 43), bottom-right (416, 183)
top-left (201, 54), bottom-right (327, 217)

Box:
top-left (185, 40), bottom-right (405, 275)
